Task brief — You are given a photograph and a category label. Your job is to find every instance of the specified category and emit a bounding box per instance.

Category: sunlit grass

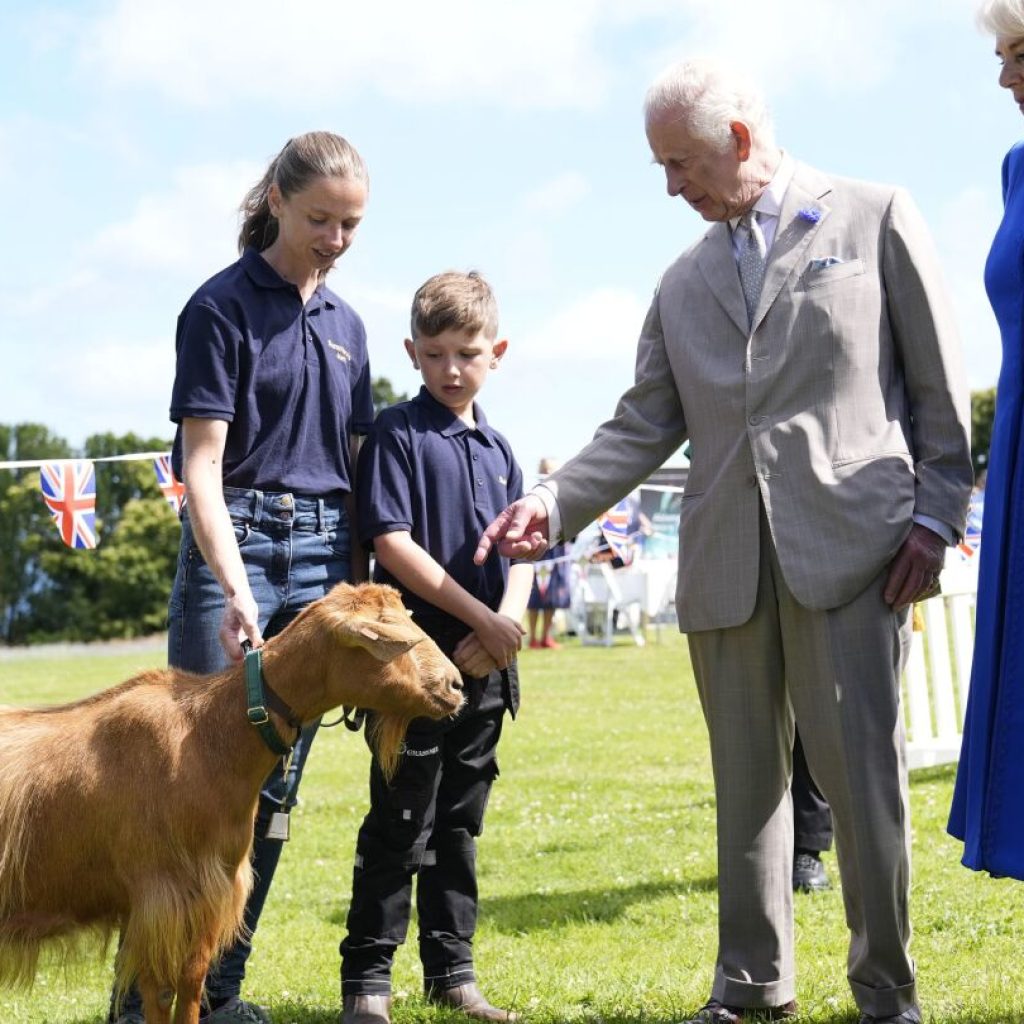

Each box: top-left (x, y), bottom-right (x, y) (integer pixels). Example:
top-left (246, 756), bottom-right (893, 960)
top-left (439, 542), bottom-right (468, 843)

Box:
top-left (1, 633), bottom-right (1022, 1023)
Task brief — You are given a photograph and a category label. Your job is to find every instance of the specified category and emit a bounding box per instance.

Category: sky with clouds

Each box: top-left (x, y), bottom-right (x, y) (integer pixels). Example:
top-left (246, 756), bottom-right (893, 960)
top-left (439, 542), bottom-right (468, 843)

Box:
top-left (1, 0), bottom-right (1019, 481)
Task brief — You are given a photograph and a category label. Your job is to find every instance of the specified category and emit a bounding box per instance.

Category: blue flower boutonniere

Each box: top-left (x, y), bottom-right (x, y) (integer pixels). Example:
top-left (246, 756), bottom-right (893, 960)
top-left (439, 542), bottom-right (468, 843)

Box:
top-left (798, 206), bottom-right (822, 224)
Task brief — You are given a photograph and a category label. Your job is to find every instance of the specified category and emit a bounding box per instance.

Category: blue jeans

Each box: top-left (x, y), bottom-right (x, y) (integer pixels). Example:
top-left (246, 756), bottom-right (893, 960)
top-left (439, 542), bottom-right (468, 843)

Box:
top-left (111, 487), bottom-right (351, 1018)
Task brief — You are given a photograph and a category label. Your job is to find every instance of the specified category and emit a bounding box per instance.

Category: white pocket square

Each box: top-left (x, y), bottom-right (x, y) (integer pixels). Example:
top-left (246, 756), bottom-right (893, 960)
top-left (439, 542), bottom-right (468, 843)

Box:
top-left (808, 256), bottom-right (845, 270)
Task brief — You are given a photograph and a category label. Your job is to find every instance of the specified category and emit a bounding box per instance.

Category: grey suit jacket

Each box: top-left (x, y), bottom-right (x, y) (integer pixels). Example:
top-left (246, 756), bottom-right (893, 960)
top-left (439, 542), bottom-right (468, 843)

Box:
top-left (551, 162), bottom-right (973, 632)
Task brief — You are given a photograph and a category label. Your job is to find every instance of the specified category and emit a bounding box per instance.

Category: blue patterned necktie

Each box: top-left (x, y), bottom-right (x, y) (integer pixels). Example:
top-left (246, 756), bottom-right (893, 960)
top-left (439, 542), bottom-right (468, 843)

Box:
top-left (738, 210), bottom-right (767, 327)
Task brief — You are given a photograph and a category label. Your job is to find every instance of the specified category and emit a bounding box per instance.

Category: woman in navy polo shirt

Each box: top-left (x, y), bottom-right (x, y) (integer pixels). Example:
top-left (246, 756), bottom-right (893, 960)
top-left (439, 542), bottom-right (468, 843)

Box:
top-left (109, 132), bottom-right (374, 1024)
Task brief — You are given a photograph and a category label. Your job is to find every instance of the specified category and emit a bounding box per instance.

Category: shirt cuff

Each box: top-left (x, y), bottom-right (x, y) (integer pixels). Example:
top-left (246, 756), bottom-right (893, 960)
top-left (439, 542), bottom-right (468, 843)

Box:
top-left (533, 482), bottom-right (563, 544)
top-left (913, 513), bottom-right (955, 546)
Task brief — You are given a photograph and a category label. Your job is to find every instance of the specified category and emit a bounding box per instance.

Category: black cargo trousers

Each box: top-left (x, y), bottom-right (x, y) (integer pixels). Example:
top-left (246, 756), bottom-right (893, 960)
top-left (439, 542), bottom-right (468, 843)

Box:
top-left (340, 631), bottom-right (518, 995)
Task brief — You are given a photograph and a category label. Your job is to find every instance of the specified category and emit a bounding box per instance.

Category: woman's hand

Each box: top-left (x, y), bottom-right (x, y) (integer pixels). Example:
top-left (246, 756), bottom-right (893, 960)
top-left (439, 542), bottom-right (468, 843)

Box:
top-left (219, 589), bottom-right (264, 662)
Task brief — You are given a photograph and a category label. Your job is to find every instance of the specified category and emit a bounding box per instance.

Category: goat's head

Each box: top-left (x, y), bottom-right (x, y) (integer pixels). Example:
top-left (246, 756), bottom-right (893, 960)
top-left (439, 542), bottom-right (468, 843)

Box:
top-left (295, 582), bottom-right (464, 775)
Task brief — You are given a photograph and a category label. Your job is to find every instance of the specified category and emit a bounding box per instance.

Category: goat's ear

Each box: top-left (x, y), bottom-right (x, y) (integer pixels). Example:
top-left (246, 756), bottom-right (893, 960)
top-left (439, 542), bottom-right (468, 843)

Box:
top-left (338, 616), bottom-right (425, 663)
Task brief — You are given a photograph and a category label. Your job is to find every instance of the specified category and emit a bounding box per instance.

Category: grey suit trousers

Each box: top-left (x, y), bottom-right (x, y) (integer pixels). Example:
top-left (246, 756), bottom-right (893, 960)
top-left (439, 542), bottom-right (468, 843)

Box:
top-left (687, 505), bottom-right (915, 1017)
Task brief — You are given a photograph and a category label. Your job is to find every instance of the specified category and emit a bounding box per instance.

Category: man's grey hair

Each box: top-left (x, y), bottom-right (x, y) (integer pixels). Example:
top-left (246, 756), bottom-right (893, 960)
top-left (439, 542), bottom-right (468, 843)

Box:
top-left (643, 57), bottom-right (774, 151)
top-left (978, 0), bottom-right (1024, 37)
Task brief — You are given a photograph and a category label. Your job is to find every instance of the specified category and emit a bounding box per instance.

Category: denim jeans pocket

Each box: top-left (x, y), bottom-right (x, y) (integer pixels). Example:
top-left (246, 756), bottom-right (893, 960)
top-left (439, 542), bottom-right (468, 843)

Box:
top-left (320, 517), bottom-right (351, 560)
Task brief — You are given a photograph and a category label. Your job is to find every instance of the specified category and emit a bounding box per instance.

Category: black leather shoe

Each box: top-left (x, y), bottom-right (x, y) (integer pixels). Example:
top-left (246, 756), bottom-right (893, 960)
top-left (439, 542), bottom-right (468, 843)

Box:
top-left (341, 994), bottom-right (392, 1024)
top-left (857, 1009), bottom-right (921, 1024)
top-left (426, 982), bottom-right (518, 1022)
top-left (679, 999), bottom-right (798, 1022)
top-left (792, 850), bottom-right (831, 892)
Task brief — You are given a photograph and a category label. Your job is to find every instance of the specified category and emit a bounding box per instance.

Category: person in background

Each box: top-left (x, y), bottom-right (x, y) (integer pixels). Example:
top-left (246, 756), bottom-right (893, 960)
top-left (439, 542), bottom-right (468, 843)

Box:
top-left (476, 57), bottom-right (971, 1024)
top-left (340, 271), bottom-right (532, 1024)
top-left (108, 132), bottom-right (373, 1024)
top-left (949, 0), bottom-right (1024, 883)
top-left (527, 457), bottom-right (572, 649)
top-left (791, 732), bottom-right (833, 893)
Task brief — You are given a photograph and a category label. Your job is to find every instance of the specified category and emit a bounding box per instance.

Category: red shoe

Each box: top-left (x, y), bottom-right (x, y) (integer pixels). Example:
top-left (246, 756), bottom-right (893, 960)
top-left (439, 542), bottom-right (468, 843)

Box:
top-left (541, 637), bottom-right (561, 649)
top-left (529, 640), bottom-right (542, 649)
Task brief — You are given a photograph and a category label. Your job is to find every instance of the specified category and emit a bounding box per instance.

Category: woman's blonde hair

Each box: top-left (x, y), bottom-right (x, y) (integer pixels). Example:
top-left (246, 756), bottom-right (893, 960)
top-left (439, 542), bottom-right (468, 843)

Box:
top-left (978, 0), bottom-right (1024, 37)
top-left (238, 132), bottom-right (368, 254)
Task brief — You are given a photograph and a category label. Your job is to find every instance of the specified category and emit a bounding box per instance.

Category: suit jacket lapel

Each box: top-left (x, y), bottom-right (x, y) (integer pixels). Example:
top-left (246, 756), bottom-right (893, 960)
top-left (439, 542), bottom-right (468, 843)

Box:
top-left (696, 222), bottom-right (749, 336)
top-left (751, 163), bottom-right (833, 333)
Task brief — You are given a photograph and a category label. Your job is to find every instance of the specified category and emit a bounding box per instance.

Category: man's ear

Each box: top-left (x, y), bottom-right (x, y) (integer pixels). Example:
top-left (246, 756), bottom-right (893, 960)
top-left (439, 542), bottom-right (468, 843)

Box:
top-left (729, 121), bottom-right (752, 162)
top-left (404, 338), bottom-right (419, 369)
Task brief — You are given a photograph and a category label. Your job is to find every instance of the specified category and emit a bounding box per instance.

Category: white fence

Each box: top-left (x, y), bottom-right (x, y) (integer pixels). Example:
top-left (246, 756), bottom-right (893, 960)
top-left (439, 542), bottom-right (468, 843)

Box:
top-left (570, 552), bottom-right (979, 771)
top-left (902, 557), bottom-right (978, 770)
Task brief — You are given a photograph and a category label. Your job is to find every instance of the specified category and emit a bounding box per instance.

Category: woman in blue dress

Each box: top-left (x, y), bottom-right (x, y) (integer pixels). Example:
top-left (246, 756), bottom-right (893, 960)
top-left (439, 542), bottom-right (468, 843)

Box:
top-left (948, 0), bottom-right (1024, 881)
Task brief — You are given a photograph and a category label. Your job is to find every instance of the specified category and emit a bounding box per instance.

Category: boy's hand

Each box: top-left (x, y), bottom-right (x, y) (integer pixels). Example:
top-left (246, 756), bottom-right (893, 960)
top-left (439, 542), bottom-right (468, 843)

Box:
top-left (453, 633), bottom-right (498, 678)
top-left (474, 610), bottom-right (526, 669)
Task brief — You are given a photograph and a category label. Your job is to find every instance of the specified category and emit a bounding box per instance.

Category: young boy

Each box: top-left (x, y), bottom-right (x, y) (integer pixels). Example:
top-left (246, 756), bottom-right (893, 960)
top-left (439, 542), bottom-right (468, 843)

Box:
top-left (341, 271), bottom-right (533, 1024)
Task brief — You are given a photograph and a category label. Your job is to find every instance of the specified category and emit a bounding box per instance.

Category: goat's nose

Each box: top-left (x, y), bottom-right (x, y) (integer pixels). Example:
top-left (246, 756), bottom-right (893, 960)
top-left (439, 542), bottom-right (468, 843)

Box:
top-left (450, 674), bottom-right (464, 692)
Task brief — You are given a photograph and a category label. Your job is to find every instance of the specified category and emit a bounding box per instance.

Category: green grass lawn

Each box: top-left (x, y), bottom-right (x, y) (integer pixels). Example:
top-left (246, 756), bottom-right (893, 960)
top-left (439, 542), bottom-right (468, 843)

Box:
top-left (1, 634), bottom-right (1022, 1024)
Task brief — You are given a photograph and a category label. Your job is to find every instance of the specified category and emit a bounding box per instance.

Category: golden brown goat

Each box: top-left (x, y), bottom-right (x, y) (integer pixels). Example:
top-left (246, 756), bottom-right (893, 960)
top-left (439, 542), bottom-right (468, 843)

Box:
top-left (0, 582), bottom-right (463, 1024)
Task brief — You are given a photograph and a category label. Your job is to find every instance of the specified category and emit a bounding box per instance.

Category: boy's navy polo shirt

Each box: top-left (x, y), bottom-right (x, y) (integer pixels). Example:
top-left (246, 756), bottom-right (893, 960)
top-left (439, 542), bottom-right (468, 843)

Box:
top-left (169, 247), bottom-right (374, 496)
top-left (358, 386), bottom-right (524, 639)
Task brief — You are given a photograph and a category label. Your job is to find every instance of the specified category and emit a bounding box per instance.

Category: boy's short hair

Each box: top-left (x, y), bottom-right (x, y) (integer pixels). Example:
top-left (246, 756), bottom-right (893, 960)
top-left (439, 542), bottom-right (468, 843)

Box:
top-left (411, 270), bottom-right (499, 340)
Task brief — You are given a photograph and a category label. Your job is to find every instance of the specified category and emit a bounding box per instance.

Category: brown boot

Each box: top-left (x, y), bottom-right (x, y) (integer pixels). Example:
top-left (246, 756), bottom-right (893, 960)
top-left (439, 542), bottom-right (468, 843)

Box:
top-left (426, 983), bottom-right (518, 1022)
top-left (341, 994), bottom-right (392, 1024)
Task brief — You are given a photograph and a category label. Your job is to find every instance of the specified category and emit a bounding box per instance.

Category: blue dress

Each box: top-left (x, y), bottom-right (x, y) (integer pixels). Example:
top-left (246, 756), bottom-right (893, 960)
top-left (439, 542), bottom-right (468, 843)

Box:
top-left (948, 142), bottom-right (1024, 879)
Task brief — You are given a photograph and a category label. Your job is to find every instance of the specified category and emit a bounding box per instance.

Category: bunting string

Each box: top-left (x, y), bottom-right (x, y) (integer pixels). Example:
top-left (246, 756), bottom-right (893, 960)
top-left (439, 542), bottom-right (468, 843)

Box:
top-left (1, 452), bottom-right (186, 550)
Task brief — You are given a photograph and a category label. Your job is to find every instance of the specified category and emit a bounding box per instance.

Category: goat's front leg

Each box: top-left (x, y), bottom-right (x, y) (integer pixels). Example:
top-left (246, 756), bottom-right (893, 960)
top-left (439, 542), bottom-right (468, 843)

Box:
top-left (172, 942), bottom-right (215, 1024)
top-left (138, 972), bottom-right (174, 1024)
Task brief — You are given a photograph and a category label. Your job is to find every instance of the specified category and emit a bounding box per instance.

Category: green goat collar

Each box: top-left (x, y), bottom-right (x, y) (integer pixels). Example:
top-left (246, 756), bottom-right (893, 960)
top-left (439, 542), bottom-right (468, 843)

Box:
top-left (243, 646), bottom-right (301, 757)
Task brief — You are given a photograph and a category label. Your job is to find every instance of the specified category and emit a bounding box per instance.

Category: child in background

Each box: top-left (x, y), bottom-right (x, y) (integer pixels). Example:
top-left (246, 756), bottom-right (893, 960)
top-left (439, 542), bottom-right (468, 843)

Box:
top-left (341, 271), bottom-right (532, 1024)
top-left (526, 457), bottom-right (572, 649)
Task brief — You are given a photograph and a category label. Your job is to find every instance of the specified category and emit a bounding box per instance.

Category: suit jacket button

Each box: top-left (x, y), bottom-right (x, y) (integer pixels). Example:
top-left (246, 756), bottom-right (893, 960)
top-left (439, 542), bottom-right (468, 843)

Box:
top-left (748, 475), bottom-right (758, 487)
top-left (748, 414), bottom-right (762, 426)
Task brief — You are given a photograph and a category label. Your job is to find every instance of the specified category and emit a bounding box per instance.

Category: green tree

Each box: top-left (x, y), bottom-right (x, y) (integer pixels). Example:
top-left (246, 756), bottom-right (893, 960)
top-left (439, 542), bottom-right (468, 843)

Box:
top-left (85, 431), bottom-right (174, 531)
top-left (0, 424), bottom-right (73, 643)
top-left (971, 387), bottom-right (997, 479)
top-left (31, 497), bottom-right (179, 641)
top-left (1, 426), bottom-right (180, 644)
top-left (372, 375), bottom-right (408, 416)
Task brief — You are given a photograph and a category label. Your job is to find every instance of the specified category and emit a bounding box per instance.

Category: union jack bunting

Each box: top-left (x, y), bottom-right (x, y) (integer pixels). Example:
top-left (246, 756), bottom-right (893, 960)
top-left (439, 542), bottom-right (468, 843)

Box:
top-left (599, 499), bottom-right (635, 566)
top-left (153, 454), bottom-right (186, 514)
top-left (40, 460), bottom-right (98, 550)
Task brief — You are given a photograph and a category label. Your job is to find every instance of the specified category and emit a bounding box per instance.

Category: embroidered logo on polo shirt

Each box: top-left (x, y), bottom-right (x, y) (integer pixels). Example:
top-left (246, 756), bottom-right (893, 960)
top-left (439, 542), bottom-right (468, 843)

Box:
top-left (498, 475), bottom-right (507, 485)
top-left (327, 339), bottom-right (351, 363)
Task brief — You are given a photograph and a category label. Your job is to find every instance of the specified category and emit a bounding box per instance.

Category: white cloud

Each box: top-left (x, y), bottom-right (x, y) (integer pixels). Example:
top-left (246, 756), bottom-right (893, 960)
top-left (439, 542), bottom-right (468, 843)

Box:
top-left (522, 171), bottom-right (591, 215)
top-left (6, 336), bottom-right (175, 446)
top-left (81, 0), bottom-right (610, 110)
top-left (932, 185), bottom-right (1003, 390)
top-left (516, 288), bottom-right (649, 360)
top-left (630, 0), bottom-right (971, 97)
top-left (88, 161), bottom-right (258, 276)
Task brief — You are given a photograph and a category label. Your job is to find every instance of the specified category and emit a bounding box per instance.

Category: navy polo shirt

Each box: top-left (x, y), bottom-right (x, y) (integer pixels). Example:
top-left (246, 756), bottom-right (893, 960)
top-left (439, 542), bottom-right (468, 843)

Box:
top-left (169, 247), bottom-right (374, 495)
top-left (358, 386), bottom-right (524, 637)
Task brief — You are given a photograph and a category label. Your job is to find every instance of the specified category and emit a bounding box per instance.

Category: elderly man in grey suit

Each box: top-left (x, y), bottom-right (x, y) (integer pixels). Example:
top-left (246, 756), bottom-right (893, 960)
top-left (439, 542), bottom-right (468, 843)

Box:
top-left (476, 59), bottom-right (972, 1024)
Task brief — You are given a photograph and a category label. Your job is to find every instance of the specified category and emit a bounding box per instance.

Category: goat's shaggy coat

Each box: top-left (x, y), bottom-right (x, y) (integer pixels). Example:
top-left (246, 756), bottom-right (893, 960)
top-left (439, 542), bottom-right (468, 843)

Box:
top-left (0, 582), bottom-right (463, 1024)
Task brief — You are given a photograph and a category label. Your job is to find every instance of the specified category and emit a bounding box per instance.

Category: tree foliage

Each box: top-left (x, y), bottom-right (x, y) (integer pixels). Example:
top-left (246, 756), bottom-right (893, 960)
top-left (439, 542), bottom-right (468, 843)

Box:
top-left (971, 387), bottom-right (997, 478)
top-left (1, 374), bottom-right (406, 644)
top-left (0, 424), bottom-right (176, 644)
top-left (372, 376), bottom-right (408, 415)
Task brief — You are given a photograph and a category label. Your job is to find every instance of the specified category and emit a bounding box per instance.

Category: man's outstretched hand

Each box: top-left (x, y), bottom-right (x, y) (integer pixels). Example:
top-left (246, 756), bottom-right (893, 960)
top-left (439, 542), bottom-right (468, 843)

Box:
top-left (474, 494), bottom-right (552, 564)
